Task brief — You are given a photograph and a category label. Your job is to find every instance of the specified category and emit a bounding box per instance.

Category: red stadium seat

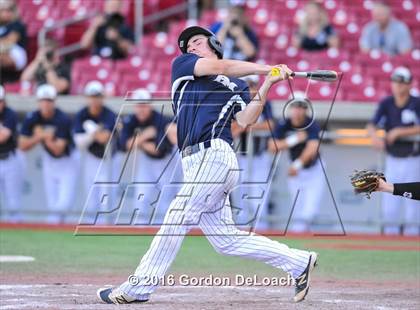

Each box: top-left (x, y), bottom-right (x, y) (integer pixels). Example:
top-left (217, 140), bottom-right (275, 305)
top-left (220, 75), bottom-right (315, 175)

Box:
top-left (353, 51), bottom-right (392, 67)
top-left (71, 56), bottom-right (115, 94)
top-left (344, 83), bottom-right (388, 102)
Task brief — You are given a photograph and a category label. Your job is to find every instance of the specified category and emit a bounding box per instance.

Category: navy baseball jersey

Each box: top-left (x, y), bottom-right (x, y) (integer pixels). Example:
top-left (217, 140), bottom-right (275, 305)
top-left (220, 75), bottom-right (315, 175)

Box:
top-left (73, 106), bottom-right (116, 158)
top-left (239, 101), bottom-right (273, 155)
top-left (120, 110), bottom-right (173, 159)
top-left (20, 108), bottom-right (74, 158)
top-left (274, 117), bottom-right (321, 168)
top-left (370, 95), bottom-right (420, 157)
top-left (0, 106), bottom-right (18, 155)
top-left (171, 53), bottom-right (251, 150)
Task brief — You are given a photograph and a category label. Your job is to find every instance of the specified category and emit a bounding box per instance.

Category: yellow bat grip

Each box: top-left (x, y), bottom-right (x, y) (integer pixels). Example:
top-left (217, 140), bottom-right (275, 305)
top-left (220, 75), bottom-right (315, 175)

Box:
top-left (271, 68), bottom-right (280, 76)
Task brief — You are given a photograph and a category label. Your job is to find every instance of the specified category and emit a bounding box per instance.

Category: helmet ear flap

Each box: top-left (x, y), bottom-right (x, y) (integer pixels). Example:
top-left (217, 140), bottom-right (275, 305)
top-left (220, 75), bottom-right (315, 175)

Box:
top-left (207, 36), bottom-right (223, 59)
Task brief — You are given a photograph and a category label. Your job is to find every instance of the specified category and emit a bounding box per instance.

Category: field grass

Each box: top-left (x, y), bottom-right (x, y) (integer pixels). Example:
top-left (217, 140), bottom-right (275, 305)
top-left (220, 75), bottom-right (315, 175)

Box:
top-left (1, 229), bottom-right (419, 282)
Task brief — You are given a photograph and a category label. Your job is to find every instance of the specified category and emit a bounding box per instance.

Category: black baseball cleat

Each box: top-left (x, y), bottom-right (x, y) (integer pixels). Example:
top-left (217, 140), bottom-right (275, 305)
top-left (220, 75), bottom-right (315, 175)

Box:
top-left (97, 287), bottom-right (149, 304)
top-left (293, 252), bottom-right (318, 302)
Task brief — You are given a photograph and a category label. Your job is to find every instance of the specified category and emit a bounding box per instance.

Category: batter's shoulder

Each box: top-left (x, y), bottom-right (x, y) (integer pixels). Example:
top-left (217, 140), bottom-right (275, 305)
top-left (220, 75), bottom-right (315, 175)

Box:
top-left (171, 53), bottom-right (200, 72)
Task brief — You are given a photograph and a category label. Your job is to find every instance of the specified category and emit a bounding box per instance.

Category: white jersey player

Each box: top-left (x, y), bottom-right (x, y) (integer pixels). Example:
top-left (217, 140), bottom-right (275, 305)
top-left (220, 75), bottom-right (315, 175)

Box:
top-left (0, 85), bottom-right (23, 222)
top-left (232, 75), bottom-right (275, 230)
top-left (19, 84), bottom-right (78, 223)
top-left (73, 81), bottom-right (116, 224)
top-left (268, 97), bottom-right (324, 233)
top-left (97, 26), bottom-right (318, 304)
top-left (367, 67), bottom-right (420, 235)
top-left (119, 89), bottom-right (182, 224)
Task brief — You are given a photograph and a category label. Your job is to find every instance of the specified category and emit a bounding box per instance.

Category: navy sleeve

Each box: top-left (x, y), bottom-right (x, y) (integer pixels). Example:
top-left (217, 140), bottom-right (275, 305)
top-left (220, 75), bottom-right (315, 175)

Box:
top-left (73, 111), bottom-right (85, 134)
top-left (20, 113), bottom-right (36, 136)
top-left (171, 53), bottom-right (200, 83)
top-left (370, 98), bottom-right (387, 127)
top-left (2, 109), bottom-right (17, 132)
top-left (273, 121), bottom-right (287, 139)
top-left (119, 116), bottom-right (135, 151)
top-left (307, 121), bottom-right (320, 140)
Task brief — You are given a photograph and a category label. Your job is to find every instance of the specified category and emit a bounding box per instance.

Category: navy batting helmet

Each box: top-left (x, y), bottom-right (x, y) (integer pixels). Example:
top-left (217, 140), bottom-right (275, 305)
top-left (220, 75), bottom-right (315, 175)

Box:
top-left (178, 26), bottom-right (223, 59)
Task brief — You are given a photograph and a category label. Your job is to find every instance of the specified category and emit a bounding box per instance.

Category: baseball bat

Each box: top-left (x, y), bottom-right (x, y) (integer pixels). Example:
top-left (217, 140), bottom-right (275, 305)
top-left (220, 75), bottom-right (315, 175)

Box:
top-left (271, 68), bottom-right (338, 82)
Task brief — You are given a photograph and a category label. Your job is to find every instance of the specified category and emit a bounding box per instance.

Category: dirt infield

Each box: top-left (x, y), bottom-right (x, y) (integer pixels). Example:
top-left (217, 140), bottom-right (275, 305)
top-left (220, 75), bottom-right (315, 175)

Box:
top-left (1, 275), bottom-right (419, 310)
top-left (1, 226), bottom-right (419, 309)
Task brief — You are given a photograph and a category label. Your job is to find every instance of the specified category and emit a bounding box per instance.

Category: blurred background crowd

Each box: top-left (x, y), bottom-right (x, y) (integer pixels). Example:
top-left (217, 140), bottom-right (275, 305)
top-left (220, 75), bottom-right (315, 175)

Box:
top-left (0, 0), bottom-right (419, 235)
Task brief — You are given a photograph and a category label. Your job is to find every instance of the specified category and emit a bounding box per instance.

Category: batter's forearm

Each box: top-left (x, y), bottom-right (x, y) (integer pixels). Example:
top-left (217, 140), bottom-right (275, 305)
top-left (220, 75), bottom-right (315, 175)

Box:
top-left (221, 59), bottom-right (271, 77)
top-left (235, 80), bottom-right (271, 127)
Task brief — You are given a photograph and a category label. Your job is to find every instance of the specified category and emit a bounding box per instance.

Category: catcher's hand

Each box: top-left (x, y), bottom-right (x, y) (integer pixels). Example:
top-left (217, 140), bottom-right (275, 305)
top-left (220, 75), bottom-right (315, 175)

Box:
top-left (350, 169), bottom-right (387, 199)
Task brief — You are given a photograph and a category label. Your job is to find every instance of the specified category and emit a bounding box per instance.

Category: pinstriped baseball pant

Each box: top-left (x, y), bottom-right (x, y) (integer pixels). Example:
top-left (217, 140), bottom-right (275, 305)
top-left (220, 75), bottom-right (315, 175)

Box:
top-left (119, 139), bottom-right (311, 300)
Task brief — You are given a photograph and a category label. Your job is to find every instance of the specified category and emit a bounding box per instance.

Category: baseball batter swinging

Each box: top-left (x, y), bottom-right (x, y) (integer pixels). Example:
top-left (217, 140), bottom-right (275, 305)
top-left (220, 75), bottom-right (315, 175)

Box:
top-left (98, 26), bottom-right (318, 304)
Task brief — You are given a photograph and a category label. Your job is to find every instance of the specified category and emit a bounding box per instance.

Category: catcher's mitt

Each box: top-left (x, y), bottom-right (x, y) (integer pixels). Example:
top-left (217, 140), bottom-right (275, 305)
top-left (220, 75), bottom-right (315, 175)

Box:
top-left (350, 169), bottom-right (386, 199)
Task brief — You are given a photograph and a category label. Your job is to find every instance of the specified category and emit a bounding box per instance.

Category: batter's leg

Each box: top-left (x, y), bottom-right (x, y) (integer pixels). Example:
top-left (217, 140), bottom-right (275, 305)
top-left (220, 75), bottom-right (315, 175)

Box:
top-left (117, 147), bottom-right (240, 300)
top-left (200, 197), bottom-right (311, 279)
top-left (117, 189), bottom-right (194, 300)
